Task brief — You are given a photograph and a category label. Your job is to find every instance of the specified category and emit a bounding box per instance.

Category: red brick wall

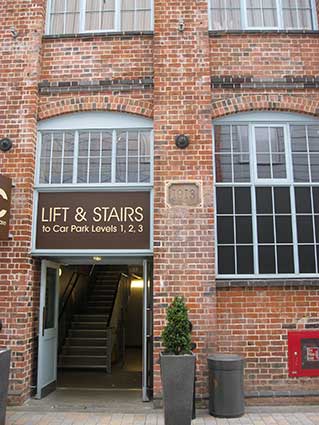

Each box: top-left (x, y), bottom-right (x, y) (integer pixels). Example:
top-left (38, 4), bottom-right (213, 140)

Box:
top-left (217, 284), bottom-right (319, 394)
top-left (0, 0), bottom-right (45, 404)
top-left (152, 0), bottom-right (216, 401)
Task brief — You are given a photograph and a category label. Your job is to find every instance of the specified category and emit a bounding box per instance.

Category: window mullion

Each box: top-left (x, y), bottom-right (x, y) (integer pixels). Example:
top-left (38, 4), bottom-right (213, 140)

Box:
top-left (138, 131), bottom-right (141, 183)
top-left (126, 131), bottom-right (129, 183)
top-left (99, 132), bottom-right (103, 184)
top-left (112, 130), bottom-right (117, 183)
top-left (251, 185), bottom-right (259, 274)
top-left (232, 187), bottom-right (238, 274)
top-left (63, 0), bottom-right (67, 34)
top-left (61, 132), bottom-right (65, 184)
top-left (277, 0), bottom-right (283, 28)
top-left (242, 0), bottom-right (248, 29)
top-left (80, 0), bottom-right (86, 32)
top-left (115, 0), bottom-right (121, 31)
top-left (73, 131), bottom-right (79, 184)
top-left (87, 132), bottom-right (91, 184)
top-left (310, 186), bottom-right (318, 273)
top-left (49, 133), bottom-right (54, 184)
top-left (271, 187), bottom-right (279, 273)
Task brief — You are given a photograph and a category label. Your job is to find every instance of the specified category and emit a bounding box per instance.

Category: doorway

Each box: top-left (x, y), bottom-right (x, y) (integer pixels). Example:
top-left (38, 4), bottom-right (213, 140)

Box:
top-left (36, 258), bottom-right (153, 402)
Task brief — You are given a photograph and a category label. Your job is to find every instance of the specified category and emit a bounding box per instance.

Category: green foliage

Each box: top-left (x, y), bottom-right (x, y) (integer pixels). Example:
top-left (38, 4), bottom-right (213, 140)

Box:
top-left (161, 296), bottom-right (192, 355)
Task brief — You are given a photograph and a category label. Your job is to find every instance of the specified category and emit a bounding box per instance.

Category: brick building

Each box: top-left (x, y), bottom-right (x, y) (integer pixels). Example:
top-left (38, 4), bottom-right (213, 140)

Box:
top-left (1, 0), bottom-right (319, 407)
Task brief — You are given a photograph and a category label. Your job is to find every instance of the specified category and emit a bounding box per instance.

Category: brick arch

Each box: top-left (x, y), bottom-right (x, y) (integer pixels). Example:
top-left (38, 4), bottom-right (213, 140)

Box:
top-left (38, 95), bottom-right (153, 121)
top-left (212, 94), bottom-right (319, 119)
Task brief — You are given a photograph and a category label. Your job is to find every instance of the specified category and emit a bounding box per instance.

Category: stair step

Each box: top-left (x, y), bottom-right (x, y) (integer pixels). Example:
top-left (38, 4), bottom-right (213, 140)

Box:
top-left (65, 337), bottom-right (109, 346)
top-left (71, 322), bottom-right (108, 330)
top-left (69, 329), bottom-right (110, 338)
top-left (59, 355), bottom-right (109, 367)
top-left (73, 314), bottom-right (108, 322)
top-left (62, 346), bottom-right (108, 356)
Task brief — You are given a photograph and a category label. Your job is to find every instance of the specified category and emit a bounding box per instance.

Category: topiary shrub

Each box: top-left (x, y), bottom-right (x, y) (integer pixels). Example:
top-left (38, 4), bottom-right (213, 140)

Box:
top-left (161, 296), bottom-right (192, 355)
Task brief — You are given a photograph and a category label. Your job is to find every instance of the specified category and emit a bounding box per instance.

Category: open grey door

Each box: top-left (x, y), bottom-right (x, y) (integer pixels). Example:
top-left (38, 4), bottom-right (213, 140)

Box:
top-left (142, 259), bottom-right (153, 401)
top-left (36, 260), bottom-right (59, 399)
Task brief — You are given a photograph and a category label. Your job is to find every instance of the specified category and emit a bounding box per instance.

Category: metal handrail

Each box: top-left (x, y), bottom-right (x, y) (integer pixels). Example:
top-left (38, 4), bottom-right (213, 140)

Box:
top-left (59, 274), bottom-right (81, 321)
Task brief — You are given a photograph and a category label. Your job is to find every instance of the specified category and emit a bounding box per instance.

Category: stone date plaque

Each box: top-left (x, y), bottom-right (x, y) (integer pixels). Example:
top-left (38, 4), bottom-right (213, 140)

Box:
top-left (166, 182), bottom-right (202, 207)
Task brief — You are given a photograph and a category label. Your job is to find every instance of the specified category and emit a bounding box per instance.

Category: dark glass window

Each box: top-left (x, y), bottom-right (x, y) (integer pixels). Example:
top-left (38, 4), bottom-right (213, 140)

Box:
top-left (215, 121), bottom-right (319, 276)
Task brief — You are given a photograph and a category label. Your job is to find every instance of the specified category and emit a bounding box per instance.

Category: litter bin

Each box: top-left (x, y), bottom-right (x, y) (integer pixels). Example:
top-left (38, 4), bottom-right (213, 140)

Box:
top-left (0, 349), bottom-right (11, 425)
top-left (207, 353), bottom-right (245, 418)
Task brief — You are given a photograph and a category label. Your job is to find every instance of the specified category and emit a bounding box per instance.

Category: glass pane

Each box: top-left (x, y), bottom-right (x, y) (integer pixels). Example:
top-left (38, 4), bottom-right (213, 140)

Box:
top-left (135, 10), bottom-right (150, 30)
top-left (101, 12), bottom-right (115, 29)
top-left (89, 158), bottom-right (100, 183)
top-left (315, 216), bottom-right (319, 239)
top-left (218, 246), bottom-right (235, 274)
top-left (121, 11), bottom-right (135, 30)
top-left (295, 187), bottom-right (312, 213)
top-left (310, 154), bottom-right (319, 182)
top-left (128, 132), bottom-right (139, 155)
top-left (216, 187), bottom-right (233, 214)
top-left (232, 125), bottom-right (249, 153)
top-left (277, 245), bottom-right (294, 273)
top-left (116, 157), bottom-right (126, 182)
top-left (291, 125), bottom-right (307, 152)
top-left (236, 216), bottom-right (252, 243)
top-left (128, 157), bottom-right (138, 182)
top-left (102, 132), bottom-right (113, 155)
top-left (307, 126), bottom-right (319, 152)
top-left (64, 132), bottom-right (74, 155)
top-left (313, 188), bottom-right (319, 213)
top-left (79, 132), bottom-right (89, 156)
top-left (40, 157), bottom-right (50, 184)
top-left (257, 159), bottom-right (272, 178)
top-left (51, 14), bottom-right (64, 34)
top-left (140, 159), bottom-right (150, 182)
top-left (259, 245), bottom-right (276, 273)
top-left (51, 158), bottom-right (62, 183)
top-left (276, 216), bottom-right (292, 243)
top-left (62, 158), bottom-right (73, 183)
top-left (233, 155), bottom-right (250, 182)
top-left (256, 127), bottom-right (269, 154)
top-left (51, 0), bottom-right (64, 12)
top-left (256, 187), bottom-right (273, 213)
top-left (272, 154), bottom-right (286, 179)
top-left (101, 158), bottom-right (112, 183)
top-left (52, 133), bottom-right (63, 157)
top-left (86, 12), bottom-right (101, 30)
top-left (299, 245), bottom-right (316, 273)
top-left (257, 216), bottom-right (274, 243)
top-left (274, 187), bottom-right (290, 213)
top-left (90, 133), bottom-right (100, 156)
top-left (117, 132), bottom-right (127, 155)
top-left (45, 268), bottom-right (57, 330)
top-left (237, 246), bottom-right (254, 274)
top-left (292, 153), bottom-right (310, 181)
top-left (77, 158), bottom-right (88, 183)
top-left (214, 126), bottom-right (231, 153)
top-left (140, 132), bottom-right (150, 156)
top-left (217, 217), bottom-right (234, 244)
top-left (215, 154), bottom-right (232, 182)
top-left (235, 187), bottom-right (251, 214)
top-left (65, 12), bottom-right (80, 33)
top-left (41, 133), bottom-right (52, 157)
top-left (297, 216), bottom-right (314, 243)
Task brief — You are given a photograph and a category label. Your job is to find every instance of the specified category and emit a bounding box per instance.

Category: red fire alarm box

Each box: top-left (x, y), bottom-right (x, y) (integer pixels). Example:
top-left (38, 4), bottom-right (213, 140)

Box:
top-left (288, 331), bottom-right (319, 377)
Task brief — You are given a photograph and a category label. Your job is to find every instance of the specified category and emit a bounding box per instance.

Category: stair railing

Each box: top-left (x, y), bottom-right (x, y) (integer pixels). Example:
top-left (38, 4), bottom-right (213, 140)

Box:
top-left (106, 273), bottom-right (131, 372)
top-left (58, 268), bottom-right (95, 354)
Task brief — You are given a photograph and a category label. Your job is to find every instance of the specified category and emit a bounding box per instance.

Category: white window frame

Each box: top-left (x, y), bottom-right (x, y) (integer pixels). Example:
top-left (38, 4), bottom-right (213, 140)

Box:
top-left (213, 111), bottom-right (319, 279)
top-left (208, 0), bottom-right (318, 30)
top-left (36, 112), bottom-right (154, 188)
top-left (45, 0), bottom-right (154, 35)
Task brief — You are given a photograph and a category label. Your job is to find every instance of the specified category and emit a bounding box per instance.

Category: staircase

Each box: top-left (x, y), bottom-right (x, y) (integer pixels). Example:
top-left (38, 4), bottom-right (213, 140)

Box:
top-left (58, 267), bottom-right (124, 372)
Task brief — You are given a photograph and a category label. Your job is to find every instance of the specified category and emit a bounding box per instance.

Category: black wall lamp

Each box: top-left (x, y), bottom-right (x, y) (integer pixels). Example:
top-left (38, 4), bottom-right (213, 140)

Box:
top-left (175, 134), bottom-right (189, 149)
top-left (0, 139), bottom-right (13, 152)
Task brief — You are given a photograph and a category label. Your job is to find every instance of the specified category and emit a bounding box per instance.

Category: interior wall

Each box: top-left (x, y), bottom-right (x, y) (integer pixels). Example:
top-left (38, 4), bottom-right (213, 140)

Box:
top-left (126, 286), bottom-right (143, 347)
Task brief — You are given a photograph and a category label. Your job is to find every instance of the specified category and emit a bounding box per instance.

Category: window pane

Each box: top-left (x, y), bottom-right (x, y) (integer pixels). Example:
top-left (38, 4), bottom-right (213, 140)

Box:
top-left (218, 246), bottom-right (235, 274)
top-left (45, 268), bottom-right (57, 329)
top-left (214, 126), bottom-right (231, 153)
top-left (128, 157), bottom-right (139, 182)
top-left (41, 133), bottom-right (52, 157)
top-left (295, 187), bottom-right (312, 213)
top-left (256, 187), bottom-right (273, 213)
top-left (292, 153), bottom-right (310, 181)
top-left (216, 187), bottom-right (233, 214)
top-left (140, 158), bottom-right (150, 182)
top-left (299, 245), bottom-right (316, 273)
top-left (276, 216), bottom-right (293, 243)
top-left (235, 187), bottom-right (251, 214)
top-left (77, 158), bottom-right (88, 183)
top-left (116, 158), bottom-right (126, 182)
top-left (291, 125), bottom-right (307, 152)
top-left (297, 216), bottom-right (314, 243)
top-left (274, 187), bottom-right (291, 213)
top-left (79, 132), bottom-right (89, 156)
top-left (128, 132), bottom-right (139, 155)
top-left (237, 246), bottom-right (254, 274)
top-left (257, 216), bottom-right (274, 243)
top-left (277, 245), bottom-right (294, 273)
top-left (233, 155), bottom-right (251, 182)
top-left (217, 217), bottom-right (234, 244)
top-left (313, 188), bottom-right (319, 213)
top-left (236, 216), bottom-right (252, 243)
top-left (89, 158), bottom-right (100, 183)
top-left (259, 245), bottom-right (276, 273)
top-left (101, 158), bottom-right (112, 183)
top-left (308, 126), bottom-right (319, 152)
top-left (62, 158), bottom-right (73, 183)
top-left (51, 158), bottom-right (62, 183)
top-left (310, 154), bottom-right (319, 182)
top-left (215, 154), bottom-right (232, 182)
top-left (40, 157), bottom-right (50, 184)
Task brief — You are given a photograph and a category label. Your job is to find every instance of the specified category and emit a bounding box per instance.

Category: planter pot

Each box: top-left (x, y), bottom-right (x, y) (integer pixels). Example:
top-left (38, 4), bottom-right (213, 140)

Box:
top-left (0, 349), bottom-right (11, 425)
top-left (160, 353), bottom-right (195, 425)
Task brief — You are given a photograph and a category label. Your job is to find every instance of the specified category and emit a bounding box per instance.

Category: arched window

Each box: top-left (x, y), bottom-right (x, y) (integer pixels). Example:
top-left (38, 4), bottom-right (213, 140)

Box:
top-left (214, 112), bottom-right (319, 277)
top-left (36, 112), bottom-right (153, 186)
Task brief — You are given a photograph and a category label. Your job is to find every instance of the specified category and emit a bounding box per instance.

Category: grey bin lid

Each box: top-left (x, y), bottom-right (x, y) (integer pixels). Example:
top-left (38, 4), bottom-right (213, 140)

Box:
top-left (207, 354), bottom-right (244, 371)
